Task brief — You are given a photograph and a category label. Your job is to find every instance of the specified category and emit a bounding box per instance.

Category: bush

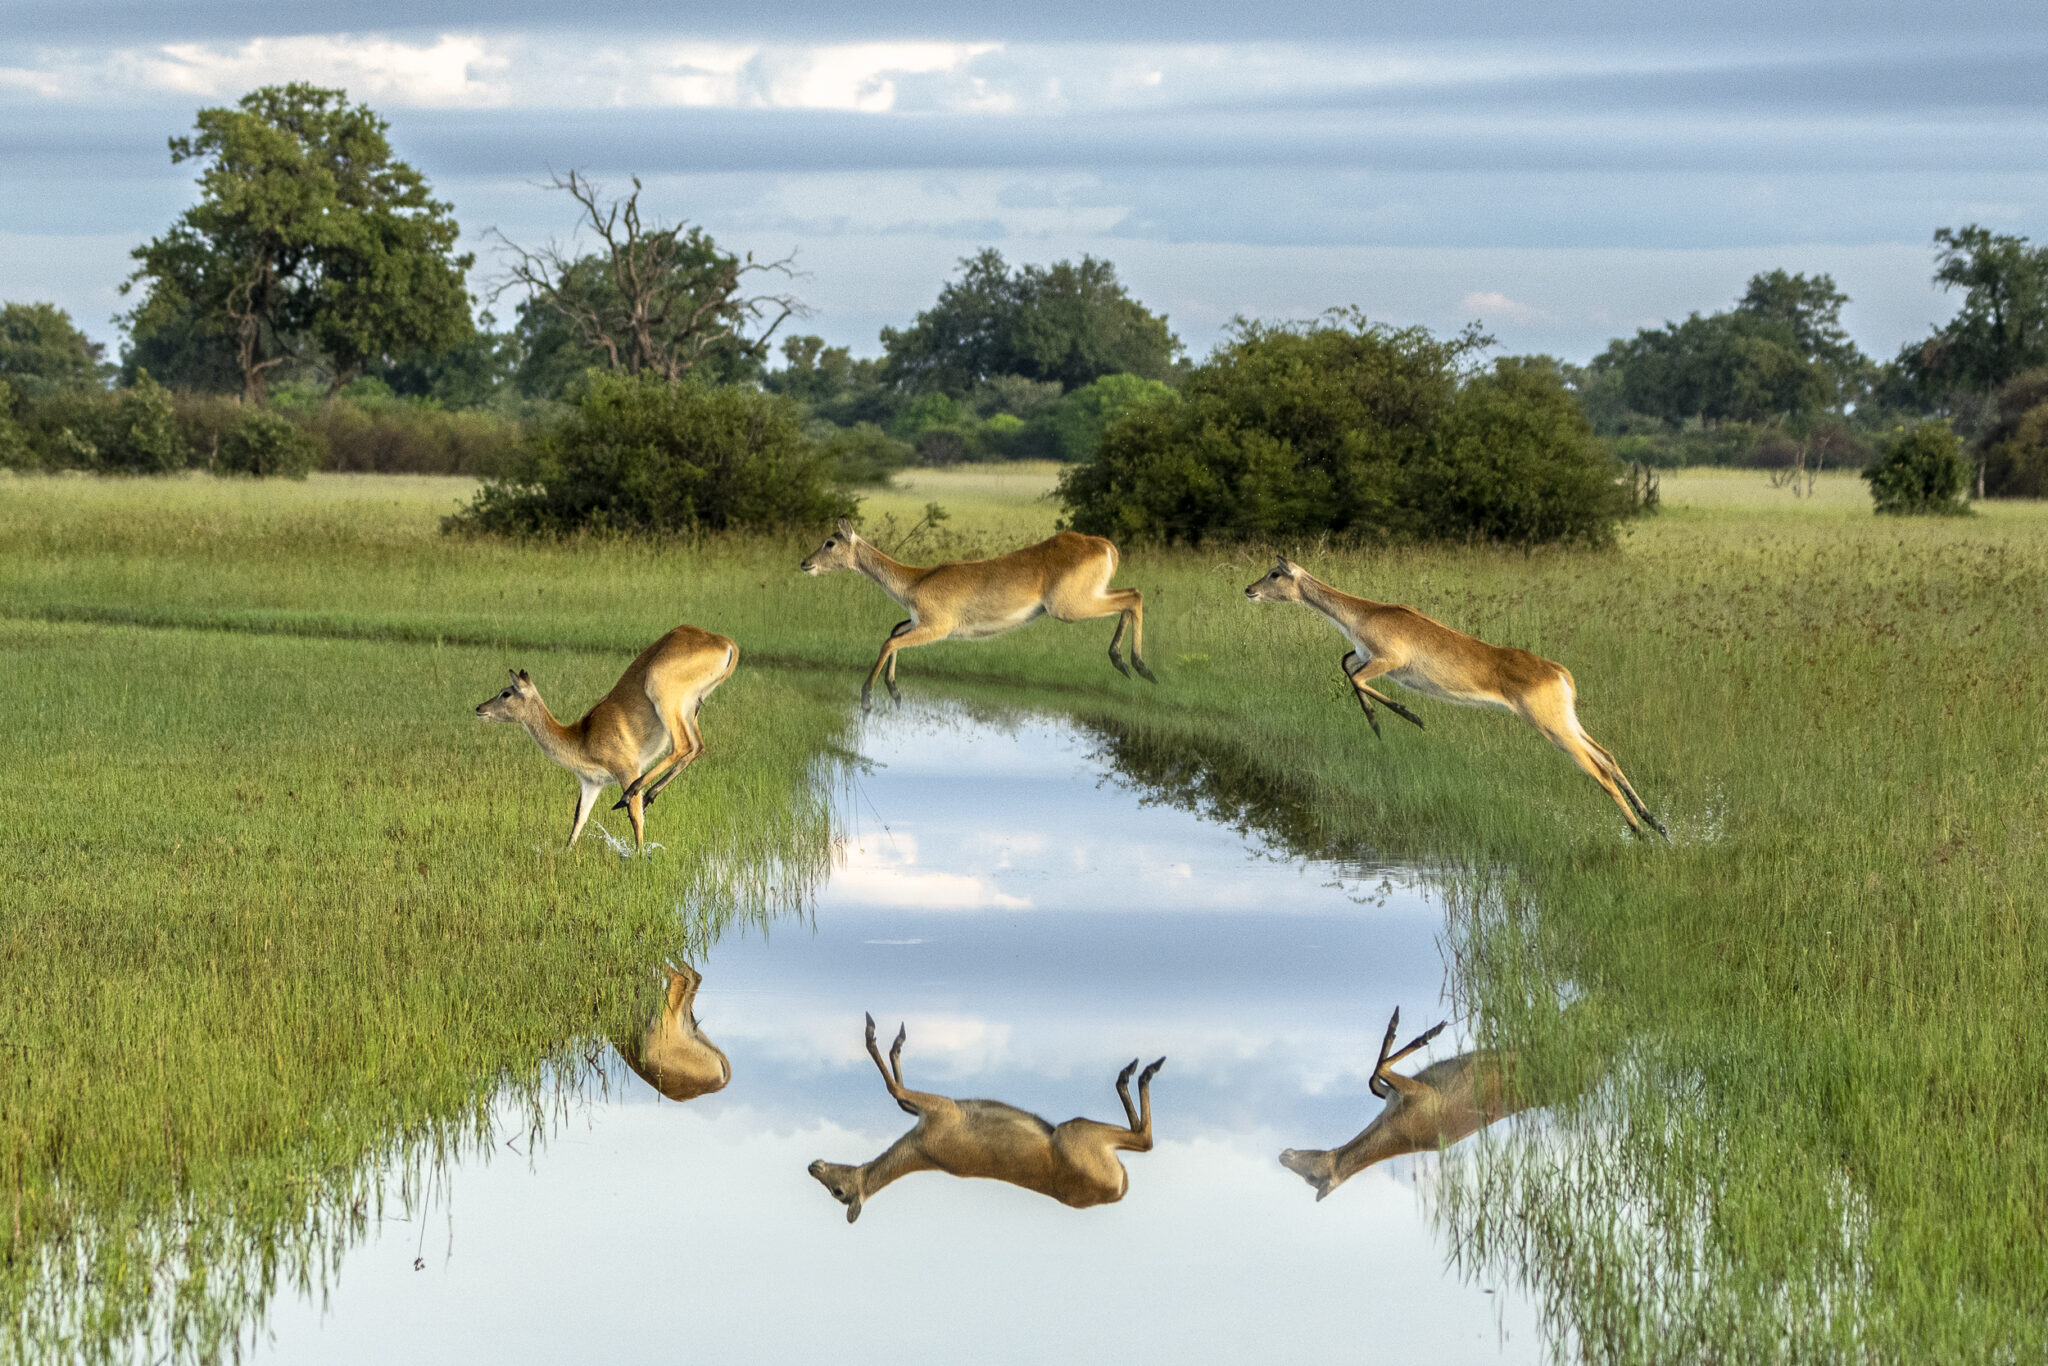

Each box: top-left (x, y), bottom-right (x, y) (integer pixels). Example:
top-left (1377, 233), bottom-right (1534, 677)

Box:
top-left (447, 372), bottom-right (856, 537)
top-left (1058, 315), bottom-right (1622, 547)
top-left (97, 373), bottom-right (189, 474)
top-left (216, 410), bottom-right (322, 478)
top-left (1410, 358), bottom-right (1627, 545)
top-left (1864, 422), bottom-right (1972, 515)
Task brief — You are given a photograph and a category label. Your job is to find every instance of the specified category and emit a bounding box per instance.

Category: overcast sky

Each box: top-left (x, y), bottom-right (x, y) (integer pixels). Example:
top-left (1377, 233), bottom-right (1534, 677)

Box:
top-left (3, 1), bottom-right (2043, 364)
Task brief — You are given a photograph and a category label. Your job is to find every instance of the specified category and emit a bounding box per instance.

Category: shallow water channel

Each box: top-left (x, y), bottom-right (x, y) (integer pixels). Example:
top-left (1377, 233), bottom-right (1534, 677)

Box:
top-left (255, 708), bottom-right (1547, 1364)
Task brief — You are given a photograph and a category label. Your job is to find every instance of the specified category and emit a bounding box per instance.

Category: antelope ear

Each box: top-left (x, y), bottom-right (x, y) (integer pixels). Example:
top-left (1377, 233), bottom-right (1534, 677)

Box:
top-left (507, 669), bottom-right (521, 683)
top-left (845, 1197), bottom-right (863, 1224)
top-left (517, 669), bottom-right (531, 682)
top-left (1275, 555), bottom-right (1298, 574)
top-left (835, 517), bottom-right (857, 539)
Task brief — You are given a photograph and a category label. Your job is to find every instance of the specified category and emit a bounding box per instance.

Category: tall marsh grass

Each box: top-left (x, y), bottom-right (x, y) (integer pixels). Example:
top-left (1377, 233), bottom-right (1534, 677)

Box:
top-left (1, 465), bottom-right (2044, 1361)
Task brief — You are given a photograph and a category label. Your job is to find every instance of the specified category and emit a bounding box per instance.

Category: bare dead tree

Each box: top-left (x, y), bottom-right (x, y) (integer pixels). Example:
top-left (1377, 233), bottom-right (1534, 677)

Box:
top-left (489, 170), bottom-right (805, 383)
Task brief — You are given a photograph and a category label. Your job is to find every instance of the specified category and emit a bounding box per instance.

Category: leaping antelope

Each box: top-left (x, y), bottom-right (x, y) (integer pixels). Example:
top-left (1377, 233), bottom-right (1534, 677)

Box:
top-left (807, 1014), bottom-right (1165, 1223)
top-left (613, 962), bottom-right (731, 1102)
top-left (1279, 1009), bottom-right (1527, 1201)
top-left (799, 520), bottom-right (1155, 709)
top-left (1245, 557), bottom-right (1666, 838)
top-left (474, 624), bottom-right (737, 850)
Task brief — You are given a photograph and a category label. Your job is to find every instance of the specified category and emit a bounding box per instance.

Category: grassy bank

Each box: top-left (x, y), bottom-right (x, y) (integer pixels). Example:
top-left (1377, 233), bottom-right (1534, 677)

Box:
top-left (2, 467), bottom-right (2044, 1361)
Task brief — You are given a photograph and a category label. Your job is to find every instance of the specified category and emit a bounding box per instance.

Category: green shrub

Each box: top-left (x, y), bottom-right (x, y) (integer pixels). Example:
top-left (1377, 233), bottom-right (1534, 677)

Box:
top-left (216, 410), bottom-right (322, 478)
top-left (1864, 421), bottom-right (1973, 515)
top-left (1045, 373), bottom-right (1176, 462)
top-left (97, 374), bottom-right (189, 474)
top-left (447, 372), bottom-right (855, 537)
top-left (1058, 315), bottom-right (1622, 547)
top-left (1410, 357), bottom-right (1627, 545)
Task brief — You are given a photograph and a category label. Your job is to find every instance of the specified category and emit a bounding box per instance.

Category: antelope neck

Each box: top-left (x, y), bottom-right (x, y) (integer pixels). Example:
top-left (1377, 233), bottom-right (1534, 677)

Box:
top-left (517, 700), bottom-right (586, 767)
top-left (859, 1134), bottom-right (936, 1194)
top-left (1328, 1113), bottom-right (1407, 1184)
top-left (1293, 572), bottom-right (1365, 626)
top-left (852, 540), bottom-right (926, 608)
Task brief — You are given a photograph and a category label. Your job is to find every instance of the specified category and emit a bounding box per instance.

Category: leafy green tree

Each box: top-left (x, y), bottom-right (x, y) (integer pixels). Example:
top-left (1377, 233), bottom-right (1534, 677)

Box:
top-left (1864, 422), bottom-right (1972, 515)
top-left (495, 172), bottom-right (797, 397)
top-left (881, 249), bottom-right (1179, 395)
top-left (0, 381), bottom-right (32, 468)
top-left (448, 372), bottom-right (853, 537)
top-left (1906, 226), bottom-right (2048, 394)
top-left (1975, 368), bottom-right (2048, 497)
top-left (124, 84), bottom-right (474, 404)
top-left (0, 303), bottom-right (108, 396)
top-left (1586, 271), bottom-right (1872, 435)
top-left (372, 326), bottom-right (519, 409)
top-left (1058, 312), bottom-right (1623, 546)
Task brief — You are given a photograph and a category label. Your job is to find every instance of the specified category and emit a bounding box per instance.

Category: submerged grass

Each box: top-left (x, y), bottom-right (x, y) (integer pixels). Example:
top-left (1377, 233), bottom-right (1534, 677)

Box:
top-left (1, 466), bottom-right (2045, 1361)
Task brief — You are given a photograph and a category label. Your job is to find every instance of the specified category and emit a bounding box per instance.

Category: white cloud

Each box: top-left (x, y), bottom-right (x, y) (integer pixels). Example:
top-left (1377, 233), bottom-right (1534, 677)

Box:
top-left (828, 833), bottom-right (1033, 911)
top-left (1459, 289), bottom-right (1546, 324)
top-left (130, 35), bottom-right (509, 107)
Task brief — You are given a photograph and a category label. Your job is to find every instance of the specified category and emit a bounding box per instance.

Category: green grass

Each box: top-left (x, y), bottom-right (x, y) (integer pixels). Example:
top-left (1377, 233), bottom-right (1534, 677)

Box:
top-left (2, 466), bottom-right (2046, 1362)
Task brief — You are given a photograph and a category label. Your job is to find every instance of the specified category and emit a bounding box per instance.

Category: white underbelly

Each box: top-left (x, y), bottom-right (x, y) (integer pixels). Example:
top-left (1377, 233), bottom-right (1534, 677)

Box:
top-left (950, 604), bottom-right (1045, 641)
top-left (1388, 665), bottom-right (1513, 712)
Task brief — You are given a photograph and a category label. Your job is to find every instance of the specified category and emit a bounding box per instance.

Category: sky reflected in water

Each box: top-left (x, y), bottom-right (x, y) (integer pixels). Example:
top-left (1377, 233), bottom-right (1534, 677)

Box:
top-left (255, 708), bottom-right (1546, 1364)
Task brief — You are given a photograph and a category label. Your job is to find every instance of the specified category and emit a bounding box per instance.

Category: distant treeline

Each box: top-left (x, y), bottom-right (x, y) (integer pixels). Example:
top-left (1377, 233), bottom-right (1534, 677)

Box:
top-left (3, 82), bottom-right (2045, 533)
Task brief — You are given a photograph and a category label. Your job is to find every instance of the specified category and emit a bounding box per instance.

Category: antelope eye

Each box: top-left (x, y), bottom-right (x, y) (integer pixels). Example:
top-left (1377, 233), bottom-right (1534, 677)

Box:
top-left (824, 539), bottom-right (835, 547)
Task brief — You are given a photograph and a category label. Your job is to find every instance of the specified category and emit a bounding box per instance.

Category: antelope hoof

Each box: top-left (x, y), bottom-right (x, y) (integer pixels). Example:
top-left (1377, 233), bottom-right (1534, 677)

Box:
top-left (1359, 699), bottom-right (1382, 739)
top-left (1109, 650), bottom-right (1132, 680)
top-left (1139, 1057), bottom-right (1166, 1084)
top-left (1117, 1058), bottom-right (1139, 1086)
top-left (885, 677), bottom-right (903, 704)
top-left (1133, 656), bottom-right (1157, 684)
top-left (1388, 701), bottom-right (1426, 730)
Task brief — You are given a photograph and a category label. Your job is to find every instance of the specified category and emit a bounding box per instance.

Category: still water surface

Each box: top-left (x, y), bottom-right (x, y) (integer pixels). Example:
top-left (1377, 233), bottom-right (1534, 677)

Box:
top-left (255, 709), bottom-right (1546, 1364)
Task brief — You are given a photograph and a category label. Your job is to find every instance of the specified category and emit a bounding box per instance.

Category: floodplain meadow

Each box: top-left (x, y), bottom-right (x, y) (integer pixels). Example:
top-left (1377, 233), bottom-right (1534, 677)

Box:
top-left (1, 466), bottom-right (2044, 1362)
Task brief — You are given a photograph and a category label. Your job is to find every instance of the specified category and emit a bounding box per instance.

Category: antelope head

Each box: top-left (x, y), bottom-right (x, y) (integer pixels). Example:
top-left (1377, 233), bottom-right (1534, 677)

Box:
top-left (800, 519), bottom-right (863, 576)
top-left (1278, 1146), bottom-right (1341, 1200)
top-left (475, 669), bottom-right (541, 722)
top-left (1244, 556), bottom-right (1306, 603)
top-left (808, 1160), bottom-right (867, 1223)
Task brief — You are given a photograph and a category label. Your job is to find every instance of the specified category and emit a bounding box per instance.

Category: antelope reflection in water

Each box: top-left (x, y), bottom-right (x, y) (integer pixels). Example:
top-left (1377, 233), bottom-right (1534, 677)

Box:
top-left (1281, 1009), bottom-right (1527, 1201)
top-left (613, 963), bottom-right (731, 1102)
top-left (809, 1015), bottom-right (1165, 1223)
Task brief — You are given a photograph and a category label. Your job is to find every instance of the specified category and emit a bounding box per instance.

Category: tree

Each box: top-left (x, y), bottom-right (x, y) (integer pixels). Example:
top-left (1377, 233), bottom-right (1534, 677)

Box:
top-left (1907, 226), bottom-right (2048, 394)
top-left (0, 303), bottom-right (107, 396)
top-left (1585, 271), bottom-right (1873, 435)
top-left (124, 84), bottom-right (474, 404)
top-left (881, 249), bottom-right (1179, 395)
top-left (493, 172), bottom-right (800, 392)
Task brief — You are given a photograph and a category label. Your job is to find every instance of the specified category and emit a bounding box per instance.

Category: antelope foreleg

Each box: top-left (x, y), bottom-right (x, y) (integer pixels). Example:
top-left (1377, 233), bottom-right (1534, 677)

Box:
top-left (1343, 655), bottom-right (1425, 732)
top-left (567, 779), bottom-right (603, 848)
top-left (863, 624), bottom-right (943, 711)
